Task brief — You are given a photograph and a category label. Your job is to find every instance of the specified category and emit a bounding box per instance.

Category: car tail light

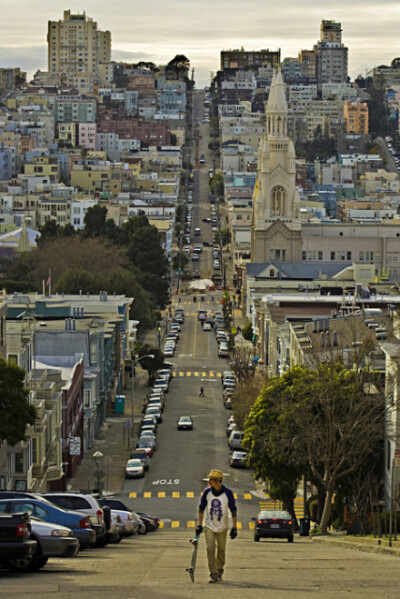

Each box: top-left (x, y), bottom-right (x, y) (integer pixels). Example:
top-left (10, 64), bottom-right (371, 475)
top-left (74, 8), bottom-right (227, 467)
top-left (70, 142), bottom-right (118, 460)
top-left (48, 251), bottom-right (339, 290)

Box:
top-left (96, 509), bottom-right (104, 520)
top-left (80, 517), bottom-right (91, 529)
top-left (288, 520), bottom-right (293, 525)
top-left (17, 523), bottom-right (28, 537)
top-left (257, 519), bottom-right (262, 524)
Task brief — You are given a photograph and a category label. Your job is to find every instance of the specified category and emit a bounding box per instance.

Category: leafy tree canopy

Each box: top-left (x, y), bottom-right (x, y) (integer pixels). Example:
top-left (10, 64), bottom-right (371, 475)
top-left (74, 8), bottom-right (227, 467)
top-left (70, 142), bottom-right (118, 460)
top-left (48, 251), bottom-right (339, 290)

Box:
top-left (0, 358), bottom-right (36, 445)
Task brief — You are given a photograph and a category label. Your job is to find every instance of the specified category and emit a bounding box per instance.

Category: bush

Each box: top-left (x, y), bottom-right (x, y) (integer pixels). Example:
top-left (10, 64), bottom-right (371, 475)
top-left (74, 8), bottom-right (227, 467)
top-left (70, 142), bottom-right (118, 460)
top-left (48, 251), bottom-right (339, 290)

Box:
top-left (242, 322), bottom-right (253, 341)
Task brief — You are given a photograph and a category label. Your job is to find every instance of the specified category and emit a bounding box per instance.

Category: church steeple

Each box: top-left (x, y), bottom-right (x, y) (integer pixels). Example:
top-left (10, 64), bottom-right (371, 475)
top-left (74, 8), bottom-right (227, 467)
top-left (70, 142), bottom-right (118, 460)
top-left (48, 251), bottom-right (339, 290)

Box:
top-left (266, 67), bottom-right (288, 140)
top-left (251, 67), bottom-right (302, 263)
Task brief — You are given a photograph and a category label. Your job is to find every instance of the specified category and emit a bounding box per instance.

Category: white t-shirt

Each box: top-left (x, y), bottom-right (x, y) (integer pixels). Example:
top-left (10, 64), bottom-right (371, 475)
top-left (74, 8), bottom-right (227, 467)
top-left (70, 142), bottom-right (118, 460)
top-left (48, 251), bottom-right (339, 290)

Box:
top-left (199, 485), bottom-right (237, 533)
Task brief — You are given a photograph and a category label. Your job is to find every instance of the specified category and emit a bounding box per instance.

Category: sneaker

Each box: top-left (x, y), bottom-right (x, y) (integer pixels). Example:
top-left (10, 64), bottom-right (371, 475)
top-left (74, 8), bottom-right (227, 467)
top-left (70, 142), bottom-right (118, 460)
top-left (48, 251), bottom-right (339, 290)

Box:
top-left (216, 574), bottom-right (223, 582)
top-left (209, 576), bottom-right (218, 583)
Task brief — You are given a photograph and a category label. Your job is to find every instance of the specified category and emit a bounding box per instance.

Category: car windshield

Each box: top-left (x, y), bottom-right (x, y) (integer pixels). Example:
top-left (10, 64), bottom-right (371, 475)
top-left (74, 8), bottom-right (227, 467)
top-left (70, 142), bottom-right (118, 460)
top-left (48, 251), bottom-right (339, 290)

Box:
top-left (258, 511), bottom-right (292, 519)
top-left (127, 460), bottom-right (142, 468)
top-left (180, 417), bottom-right (191, 422)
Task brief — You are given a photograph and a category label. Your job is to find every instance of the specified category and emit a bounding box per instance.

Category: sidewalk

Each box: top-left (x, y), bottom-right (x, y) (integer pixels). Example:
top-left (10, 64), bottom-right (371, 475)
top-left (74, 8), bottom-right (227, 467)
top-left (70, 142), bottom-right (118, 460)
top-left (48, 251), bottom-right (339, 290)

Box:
top-left (68, 366), bottom-right (151, 495)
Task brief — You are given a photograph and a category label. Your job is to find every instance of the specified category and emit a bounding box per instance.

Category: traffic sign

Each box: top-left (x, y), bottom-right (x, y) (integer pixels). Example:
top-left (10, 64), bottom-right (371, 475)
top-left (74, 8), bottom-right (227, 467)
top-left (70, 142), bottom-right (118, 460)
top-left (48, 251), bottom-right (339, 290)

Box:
top-left (69, 437), bottom-right (81, 456)
top-left (176, 269), bottom-right (183, 274)
top-left (231, 327), bottom-right (237, 335)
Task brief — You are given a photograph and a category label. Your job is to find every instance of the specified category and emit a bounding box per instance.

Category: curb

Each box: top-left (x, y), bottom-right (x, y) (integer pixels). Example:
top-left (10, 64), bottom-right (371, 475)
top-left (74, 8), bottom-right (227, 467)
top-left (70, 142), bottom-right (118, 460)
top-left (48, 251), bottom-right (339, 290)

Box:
top-left (311, 534), bottom-right (400, 557)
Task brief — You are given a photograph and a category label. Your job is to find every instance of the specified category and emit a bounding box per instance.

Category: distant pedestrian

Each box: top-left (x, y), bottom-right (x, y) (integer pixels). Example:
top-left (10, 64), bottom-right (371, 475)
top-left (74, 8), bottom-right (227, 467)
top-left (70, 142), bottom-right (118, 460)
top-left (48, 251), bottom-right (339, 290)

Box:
top-left (196, 469), bottom-right (237, 583)
top-left (199, 386), bottom-right (205, 397)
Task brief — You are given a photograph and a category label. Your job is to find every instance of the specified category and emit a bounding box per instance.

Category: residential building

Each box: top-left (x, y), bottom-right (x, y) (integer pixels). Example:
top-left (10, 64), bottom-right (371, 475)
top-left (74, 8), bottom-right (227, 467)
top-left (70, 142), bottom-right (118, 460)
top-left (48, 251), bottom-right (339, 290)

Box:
top-left (220, 49), bottom-right (280, 70)
top-left (344, 100), bottom-right (369, 134)
top-left (314, 20), bottom-right (348, 85)
top-left (47, 10), bottom-right (111, 88)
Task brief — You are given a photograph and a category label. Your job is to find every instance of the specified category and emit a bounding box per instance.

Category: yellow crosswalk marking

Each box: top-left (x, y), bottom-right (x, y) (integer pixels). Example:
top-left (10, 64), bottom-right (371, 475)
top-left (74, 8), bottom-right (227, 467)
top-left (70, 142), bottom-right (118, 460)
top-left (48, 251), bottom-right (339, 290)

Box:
top-left (187, 521), bottom-right (195, 528)
top-left (217, 373), bottom-right (222, 378)
top-left (143, 492), bottom-right (151, 498)
top-left (244, 493), bottom-right (252, 500)
top-left (194, 372), bottom-right (199, 376)
top-left (237, 522), bottom-right (242, 530)
top-left (129, 492), bottom-right (137, 498)
top-left (172, 372), bottom-right (176, 378)
top-left (171, 521), bottom-right (180, 528)
top-left (202, 372), bottom-right (206, 376)
top-left (209, 371), bottom-right (214, 377)
top-left (249, 521), bottom-right (255, 530)
top-left (158, 492), bottom-right (166, 498)
top-left (159, 521), bottom-right (164, 528)
top-left (172, 491), bottom-right (180, 498)
top-left (179, 372), bottom-right (184, 377)
top-left (186, 372), bottom-right (192, 377)
top-left (186, 492), bottom-right (194, 498)
top-left (234, 493), bottom-right (238, 499)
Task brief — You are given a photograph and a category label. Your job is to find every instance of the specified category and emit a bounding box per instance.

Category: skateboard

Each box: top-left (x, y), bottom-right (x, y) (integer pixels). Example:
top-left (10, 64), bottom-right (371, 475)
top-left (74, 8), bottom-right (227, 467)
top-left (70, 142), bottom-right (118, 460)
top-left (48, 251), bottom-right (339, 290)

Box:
top-left (186, 535), bottom-right (199, 582)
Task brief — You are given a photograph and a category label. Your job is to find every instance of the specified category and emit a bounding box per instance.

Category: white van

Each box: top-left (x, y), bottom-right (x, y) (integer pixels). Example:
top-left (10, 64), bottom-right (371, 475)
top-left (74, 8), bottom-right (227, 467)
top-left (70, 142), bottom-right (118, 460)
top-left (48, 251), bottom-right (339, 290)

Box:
top-left (229, 430), bottom-right (245, 450)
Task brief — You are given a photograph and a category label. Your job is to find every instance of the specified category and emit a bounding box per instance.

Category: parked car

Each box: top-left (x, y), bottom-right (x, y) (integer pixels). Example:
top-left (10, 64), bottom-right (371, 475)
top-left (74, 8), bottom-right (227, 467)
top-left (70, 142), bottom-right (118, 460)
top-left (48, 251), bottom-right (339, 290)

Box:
top-left (0, 497), bottom-right (96, 549)
top-left (135, 439), bottom-right (154, 457)
top-left (158, 368), bottom-right (172, 382)
top-left (0, 512), bottom-right (38, 572)
top-left (253, 510), bottom-right (294, 542)
top-left (177, 416), bottom-right (193, 430)
top-left (229, 451), bottom-right (248, 468)
top-left (125, 459), bottom-right (145, 479)
top-left (42, 492), bottom-right (109, 547)
top-left (138, 435), bottom-right (157, 451)
top-left (129, 449), bottom-right (150, 470)
top-left (108, 513), bottom-right (124, 543)
top-left (229, 430), bottom-right (245, 450)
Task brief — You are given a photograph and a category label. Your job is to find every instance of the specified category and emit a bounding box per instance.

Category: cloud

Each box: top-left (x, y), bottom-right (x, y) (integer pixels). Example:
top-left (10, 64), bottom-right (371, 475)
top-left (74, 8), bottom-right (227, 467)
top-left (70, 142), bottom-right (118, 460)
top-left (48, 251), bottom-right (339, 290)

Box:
top-left (1, 1), bottom-right (400, 87)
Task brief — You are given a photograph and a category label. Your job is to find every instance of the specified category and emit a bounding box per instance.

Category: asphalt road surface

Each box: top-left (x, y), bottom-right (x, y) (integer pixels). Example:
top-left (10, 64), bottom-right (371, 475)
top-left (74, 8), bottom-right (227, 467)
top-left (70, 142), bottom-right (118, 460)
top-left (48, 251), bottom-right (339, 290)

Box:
top-left (119, 297), bottom-right (258, 528)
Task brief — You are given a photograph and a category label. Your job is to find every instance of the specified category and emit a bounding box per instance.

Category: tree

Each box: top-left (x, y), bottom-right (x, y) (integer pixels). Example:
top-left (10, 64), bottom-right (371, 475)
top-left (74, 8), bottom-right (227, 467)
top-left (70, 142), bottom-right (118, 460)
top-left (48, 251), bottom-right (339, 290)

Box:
top-left (138, 344), bottom-right (165, 384)
top-left (244, 363), bottom-right (386, 533)
top-left (0, 358), bottom-right (36, 445)
top-left (209, 173), bottom-right (224, 199)
top-left (83, 204), bottom-right (108, 237)
top-left (244, 378), bottom-right (303, 521)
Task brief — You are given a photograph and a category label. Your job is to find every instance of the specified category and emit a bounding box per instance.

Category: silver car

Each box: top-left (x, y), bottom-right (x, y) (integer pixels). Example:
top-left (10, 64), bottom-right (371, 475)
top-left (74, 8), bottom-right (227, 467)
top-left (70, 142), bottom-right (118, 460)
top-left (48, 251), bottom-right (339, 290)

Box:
top-left (6, 517), bottom-right (79, 572)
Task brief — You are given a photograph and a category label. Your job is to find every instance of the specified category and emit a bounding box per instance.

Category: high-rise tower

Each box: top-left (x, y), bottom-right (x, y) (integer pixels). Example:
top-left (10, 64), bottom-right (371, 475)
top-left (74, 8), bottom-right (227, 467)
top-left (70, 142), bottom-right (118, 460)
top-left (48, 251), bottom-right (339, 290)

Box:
top-left (251, 68), bottom-right (302, 263)
top-left (47, 10), bottom-right (111, 85)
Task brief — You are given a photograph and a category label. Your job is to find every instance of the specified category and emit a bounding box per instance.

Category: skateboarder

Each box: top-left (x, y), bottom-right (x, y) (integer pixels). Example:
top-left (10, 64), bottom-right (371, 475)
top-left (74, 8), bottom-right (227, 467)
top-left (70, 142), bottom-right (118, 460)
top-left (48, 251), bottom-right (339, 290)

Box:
top-left (199, 386), bottom-right (205, 397)
top-left (196, 469), bottom-right (237, 583)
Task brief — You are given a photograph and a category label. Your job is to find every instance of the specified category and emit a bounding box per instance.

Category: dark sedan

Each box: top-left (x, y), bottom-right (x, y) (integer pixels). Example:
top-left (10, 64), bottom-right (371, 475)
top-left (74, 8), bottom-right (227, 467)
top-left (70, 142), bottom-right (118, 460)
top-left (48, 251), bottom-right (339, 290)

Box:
top-left (253, 510), bottom-right (294, 542)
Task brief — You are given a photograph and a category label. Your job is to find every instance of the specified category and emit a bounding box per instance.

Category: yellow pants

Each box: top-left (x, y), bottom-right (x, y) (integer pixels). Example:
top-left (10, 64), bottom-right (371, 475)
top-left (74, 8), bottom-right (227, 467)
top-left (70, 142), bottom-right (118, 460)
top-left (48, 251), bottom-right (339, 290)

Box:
top-left (204, 527), bottom-right (228, 577)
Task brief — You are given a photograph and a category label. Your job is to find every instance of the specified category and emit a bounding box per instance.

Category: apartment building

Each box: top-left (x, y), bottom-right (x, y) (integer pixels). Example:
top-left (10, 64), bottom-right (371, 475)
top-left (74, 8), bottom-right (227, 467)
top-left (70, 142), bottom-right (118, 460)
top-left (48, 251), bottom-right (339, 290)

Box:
top-left (47, 10), bottom-right (111, 88)
top-left (55, 97), bottom-right (97, 123)
top-left (344, 100), bottom-right (369, 135)
top-left (314, 20), bottom-right (348, 85)
top-left (220, 49), bottom-right (281, 70)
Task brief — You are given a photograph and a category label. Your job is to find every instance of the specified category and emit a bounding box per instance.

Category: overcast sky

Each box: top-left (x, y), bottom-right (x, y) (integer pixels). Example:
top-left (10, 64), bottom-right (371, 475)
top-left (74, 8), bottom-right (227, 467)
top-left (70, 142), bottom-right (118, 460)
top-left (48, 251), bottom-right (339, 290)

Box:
top-left (0, 0), bottom-right (399, 87)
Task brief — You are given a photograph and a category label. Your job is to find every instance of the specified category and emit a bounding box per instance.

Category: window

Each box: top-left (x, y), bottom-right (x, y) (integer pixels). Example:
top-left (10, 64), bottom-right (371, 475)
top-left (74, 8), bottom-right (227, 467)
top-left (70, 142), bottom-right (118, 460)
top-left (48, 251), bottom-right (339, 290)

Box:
top-left (347, 251), bottom-right (352, 260)
top-left (318, 251), bottom-right (323, 260)
top-left (271, 186), bottom-right (285, 216)
top-left (330, 251), bottom-right (335, 260)
top-left (32, 438), bottom-right (37, 465)
top-left (15, 452), bottom-right (23, 473)
top-left (84, 390), bottom-right (91, 408)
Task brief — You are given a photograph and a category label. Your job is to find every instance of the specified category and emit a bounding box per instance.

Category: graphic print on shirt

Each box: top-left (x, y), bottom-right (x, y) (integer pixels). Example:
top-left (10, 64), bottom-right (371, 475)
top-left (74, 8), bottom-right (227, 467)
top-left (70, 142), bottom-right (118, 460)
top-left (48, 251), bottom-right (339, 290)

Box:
top-left (209, 498), bottom-right (223, 522)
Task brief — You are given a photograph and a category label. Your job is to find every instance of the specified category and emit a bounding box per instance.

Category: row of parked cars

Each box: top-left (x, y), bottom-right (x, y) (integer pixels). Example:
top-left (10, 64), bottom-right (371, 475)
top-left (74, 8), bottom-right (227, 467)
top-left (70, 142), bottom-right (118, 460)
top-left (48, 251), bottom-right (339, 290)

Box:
top-left (127, 332), bottom-right (179, 475)
top-left (163, 308), bottom-right (184, 358)
top-left (0, 490), bottom-right (159, 572)
top-left (220, 371), bottom-right (248, 470)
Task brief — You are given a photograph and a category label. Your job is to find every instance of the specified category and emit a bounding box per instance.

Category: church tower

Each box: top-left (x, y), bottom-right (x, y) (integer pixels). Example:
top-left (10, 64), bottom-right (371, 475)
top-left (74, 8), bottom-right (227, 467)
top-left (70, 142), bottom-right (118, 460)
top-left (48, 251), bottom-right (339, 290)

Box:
top-left (251, 68), bottom-right (302, 263)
